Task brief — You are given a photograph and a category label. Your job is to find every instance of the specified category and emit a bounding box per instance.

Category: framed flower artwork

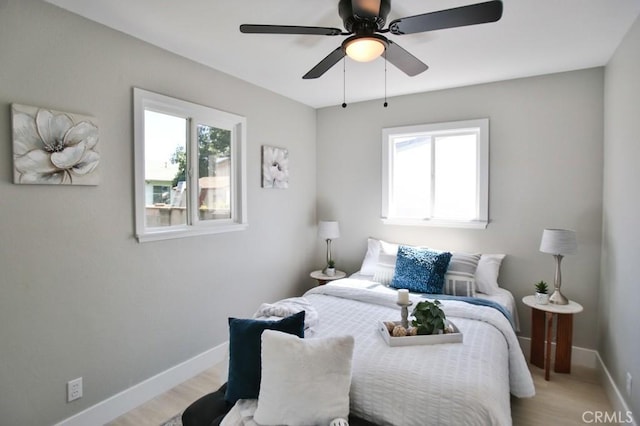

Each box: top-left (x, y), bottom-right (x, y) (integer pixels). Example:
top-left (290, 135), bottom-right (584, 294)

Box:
top-left (12, 104), bottom-right (100, 185)
top-left (262, 145), bottom-right (289, 189)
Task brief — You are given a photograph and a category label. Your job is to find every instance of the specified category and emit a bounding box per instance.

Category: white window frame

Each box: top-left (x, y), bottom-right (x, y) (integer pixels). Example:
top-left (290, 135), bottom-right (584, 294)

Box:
top-left (133, 88), bottom-right (247, 242)
top-left (381, 118), bottom-right (489, 229)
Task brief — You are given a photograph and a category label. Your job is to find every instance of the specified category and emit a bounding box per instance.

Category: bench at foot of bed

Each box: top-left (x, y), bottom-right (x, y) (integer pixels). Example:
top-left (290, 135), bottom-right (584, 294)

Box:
top-left (182, 383), bottom-right (378, 426)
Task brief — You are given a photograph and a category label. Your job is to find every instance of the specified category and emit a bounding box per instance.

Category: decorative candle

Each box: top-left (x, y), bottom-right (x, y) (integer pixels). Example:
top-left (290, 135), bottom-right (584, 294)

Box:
top-left (397, 289), bottom-right (409, 304)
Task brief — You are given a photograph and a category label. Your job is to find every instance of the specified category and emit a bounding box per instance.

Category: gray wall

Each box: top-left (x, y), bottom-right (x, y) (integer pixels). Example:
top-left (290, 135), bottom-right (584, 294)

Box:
top-left (0, 1), bottom-right (317, 425)
top-left (1, 0), bottom-right (633, 424)
top-left (601, 16), bottom-right (640, 416)
top-left (316, 69), bottom-right (604, 350)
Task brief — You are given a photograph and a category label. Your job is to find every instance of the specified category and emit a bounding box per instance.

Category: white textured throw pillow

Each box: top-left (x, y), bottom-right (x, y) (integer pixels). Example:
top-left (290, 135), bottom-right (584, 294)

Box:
top-left (372, 240), bottom-right (399, 285)
top-left (474, 254), bottom-right (506, 295)
top-left (254, 330), bottom-right (354, 426)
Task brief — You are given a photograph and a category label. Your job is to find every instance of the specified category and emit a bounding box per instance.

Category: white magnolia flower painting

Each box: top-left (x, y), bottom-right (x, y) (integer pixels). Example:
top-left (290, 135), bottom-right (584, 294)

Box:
top-left (12, 104), bottom-right (100, 185)
top-left (262, 145), bottom-right (289, 189)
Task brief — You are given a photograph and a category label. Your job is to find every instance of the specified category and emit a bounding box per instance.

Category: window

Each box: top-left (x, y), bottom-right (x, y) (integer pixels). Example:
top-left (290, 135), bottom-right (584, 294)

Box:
top-left (381, 119), bottom-right (489, 229)
top-left (134, 88), bottom-right (247, 242)
top-left (152, 185), bottom-right (171, 205)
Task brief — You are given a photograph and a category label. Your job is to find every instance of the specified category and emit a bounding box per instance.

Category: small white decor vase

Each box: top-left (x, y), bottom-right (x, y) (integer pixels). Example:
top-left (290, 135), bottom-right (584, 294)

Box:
top-left (326, 268), bottom-right (336, 277)
top-left (535, 292), bottom-right (549, 305)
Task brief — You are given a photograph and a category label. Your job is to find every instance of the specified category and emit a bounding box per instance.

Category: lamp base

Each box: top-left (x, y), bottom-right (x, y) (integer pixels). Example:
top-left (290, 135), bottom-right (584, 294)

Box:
top-left (549, 289), bottom-right (569, 305)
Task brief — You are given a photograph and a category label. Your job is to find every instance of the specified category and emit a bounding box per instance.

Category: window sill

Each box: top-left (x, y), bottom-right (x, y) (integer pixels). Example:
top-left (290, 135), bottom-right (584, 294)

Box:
top-left (381, 218), bottom-right (488, 229)
top-left (136, 223), bottom-right (248, 243)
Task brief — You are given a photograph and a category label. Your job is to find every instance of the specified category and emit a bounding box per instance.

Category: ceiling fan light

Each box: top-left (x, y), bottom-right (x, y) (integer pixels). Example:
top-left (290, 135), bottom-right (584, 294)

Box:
top-left (345, 37), bottom-right (385, 62)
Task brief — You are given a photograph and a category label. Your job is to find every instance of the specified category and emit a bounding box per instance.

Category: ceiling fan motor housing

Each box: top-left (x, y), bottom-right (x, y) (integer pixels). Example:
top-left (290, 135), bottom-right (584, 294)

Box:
top-left (338, 0), bottom-right (391, 33)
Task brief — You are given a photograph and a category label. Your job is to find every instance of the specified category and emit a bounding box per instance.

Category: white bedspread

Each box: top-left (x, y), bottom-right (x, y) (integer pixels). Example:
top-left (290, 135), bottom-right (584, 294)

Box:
top-left (303, 281), bottom-right (535, 426)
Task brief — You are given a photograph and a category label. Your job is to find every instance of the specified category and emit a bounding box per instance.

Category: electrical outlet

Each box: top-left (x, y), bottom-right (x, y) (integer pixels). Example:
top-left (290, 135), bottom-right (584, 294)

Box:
top-left (67, 377), bottom-right (83, 402)
top-left (626, 372), bottom-right (632, 397)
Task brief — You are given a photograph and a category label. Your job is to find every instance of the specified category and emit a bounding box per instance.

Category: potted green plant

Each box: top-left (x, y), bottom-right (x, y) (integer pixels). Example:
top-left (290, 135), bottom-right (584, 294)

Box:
top-left (325, 259), bottom-right (336, 277)
top-left (411, 300), bottom-right (447, 335)
top-left (535, 280), bottom-right (549, 305)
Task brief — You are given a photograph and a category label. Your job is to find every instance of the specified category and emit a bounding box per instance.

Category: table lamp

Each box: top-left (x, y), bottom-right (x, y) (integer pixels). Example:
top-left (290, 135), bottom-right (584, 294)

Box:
top-left (318, 221), bottom-right (340, 271)
top-left (539, 228), bottom-right (577, 305)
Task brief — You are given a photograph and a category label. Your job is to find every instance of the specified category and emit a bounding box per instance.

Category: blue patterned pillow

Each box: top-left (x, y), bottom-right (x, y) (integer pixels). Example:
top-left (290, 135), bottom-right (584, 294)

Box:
top-left (391, 246), bottom-right (452, 294)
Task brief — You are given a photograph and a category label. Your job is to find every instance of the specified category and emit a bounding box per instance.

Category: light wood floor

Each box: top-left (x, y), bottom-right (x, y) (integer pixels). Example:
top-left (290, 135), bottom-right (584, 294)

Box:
top-left (108, 361), bottom-right (615, 426)
top-left (106, 361), bottom-right (228, 426)
top-left (512, 365), bottom-right (616, 425)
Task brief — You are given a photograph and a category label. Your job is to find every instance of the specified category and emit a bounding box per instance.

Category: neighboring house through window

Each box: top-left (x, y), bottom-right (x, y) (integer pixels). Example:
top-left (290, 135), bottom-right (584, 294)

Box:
top-left (133, 88), bottom-right (247, 242)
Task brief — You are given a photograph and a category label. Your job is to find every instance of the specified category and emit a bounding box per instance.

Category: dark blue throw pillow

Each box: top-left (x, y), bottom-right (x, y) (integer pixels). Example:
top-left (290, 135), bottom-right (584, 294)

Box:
top-left (391, 245), bottom-right (452, 294)
top-left (224, 311), bottom-right (305, 404)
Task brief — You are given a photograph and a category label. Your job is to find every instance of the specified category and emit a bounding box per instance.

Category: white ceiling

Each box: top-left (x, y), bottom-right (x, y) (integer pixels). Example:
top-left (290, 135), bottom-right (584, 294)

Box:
top-left (44, 0), bottom-right (640, 108)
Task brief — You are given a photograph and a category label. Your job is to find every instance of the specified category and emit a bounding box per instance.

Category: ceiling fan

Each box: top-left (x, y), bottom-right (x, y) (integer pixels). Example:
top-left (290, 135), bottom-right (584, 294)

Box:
top-left (240, 0), bottom-right (503, 79)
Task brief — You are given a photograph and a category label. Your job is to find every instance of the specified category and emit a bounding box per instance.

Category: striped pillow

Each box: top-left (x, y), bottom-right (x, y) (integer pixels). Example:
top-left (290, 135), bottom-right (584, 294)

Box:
top-left (443, 274), bottom-right (476, 297)
top-left (444, 252), bottom-right (481, 297)
top-left (446, 252), bottom-right (481, 279)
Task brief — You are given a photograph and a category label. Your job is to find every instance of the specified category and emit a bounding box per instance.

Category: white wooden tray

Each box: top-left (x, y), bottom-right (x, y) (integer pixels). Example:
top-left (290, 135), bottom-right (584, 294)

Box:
top-left (378, 320), bottom-right (463, 346)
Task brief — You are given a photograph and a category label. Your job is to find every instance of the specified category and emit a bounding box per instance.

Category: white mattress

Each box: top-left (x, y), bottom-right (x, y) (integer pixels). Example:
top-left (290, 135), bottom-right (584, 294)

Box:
top-left (303, 282), bottom-right (535, 425)
top-left (349, 272), bottom-right (521, 331)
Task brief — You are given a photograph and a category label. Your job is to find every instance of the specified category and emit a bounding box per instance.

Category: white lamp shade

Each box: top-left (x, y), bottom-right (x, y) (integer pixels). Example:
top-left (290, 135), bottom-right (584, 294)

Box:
top-left (539, 229), bottom-right (577, 255)
top-left (318, 221), bottom-right (340, 240)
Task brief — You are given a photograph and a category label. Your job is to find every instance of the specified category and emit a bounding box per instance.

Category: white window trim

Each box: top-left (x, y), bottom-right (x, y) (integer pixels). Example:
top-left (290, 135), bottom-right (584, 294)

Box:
top-left (133, 88), bottom-right (247, 242)
top-left (381, 119), bottom-right (489, 229)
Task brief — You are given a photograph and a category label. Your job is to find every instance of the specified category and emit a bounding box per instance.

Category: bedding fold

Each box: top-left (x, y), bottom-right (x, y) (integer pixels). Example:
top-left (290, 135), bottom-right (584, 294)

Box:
top-left (253, 296), bottom-right (319, 332)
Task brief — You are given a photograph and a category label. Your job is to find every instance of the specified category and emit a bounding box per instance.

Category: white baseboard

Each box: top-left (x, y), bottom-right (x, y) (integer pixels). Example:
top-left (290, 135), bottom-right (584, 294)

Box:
top-left (518, 337), bottom-right (635, 425)
top-left (517, 336), bottom-right (598, 368)
top-left (596, 352), bottom-right (637, 426)
top-left (55, 342), bottom-right (228, 426)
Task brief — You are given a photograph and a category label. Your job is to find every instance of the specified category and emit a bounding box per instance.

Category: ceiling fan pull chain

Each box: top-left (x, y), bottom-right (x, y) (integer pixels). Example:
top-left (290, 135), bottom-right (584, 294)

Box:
top-left (342, 57), bottom-right (347, 108)
top-left (383, 50), bottom-right (388, 108)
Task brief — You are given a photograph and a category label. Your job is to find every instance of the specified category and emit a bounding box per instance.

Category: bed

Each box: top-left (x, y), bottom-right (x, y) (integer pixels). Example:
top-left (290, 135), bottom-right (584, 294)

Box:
top-left (219, 240), bottom-right (534, 426)
top-left (301, 277), bottom-right (534, 425)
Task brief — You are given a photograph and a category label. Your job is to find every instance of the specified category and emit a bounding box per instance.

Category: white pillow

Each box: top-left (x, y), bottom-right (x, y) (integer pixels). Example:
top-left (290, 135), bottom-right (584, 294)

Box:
top-left (474, 254), bottom-right (506, 295)
top-left (254, 330), bottom-right (354, 426)
top-left (359, 237), bottom-right (381, 276)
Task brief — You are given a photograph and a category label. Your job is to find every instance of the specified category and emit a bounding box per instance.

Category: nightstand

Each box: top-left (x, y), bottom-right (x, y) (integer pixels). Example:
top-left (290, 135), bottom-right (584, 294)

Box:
top-left (522, 295), bottom-right (583, 381)
top-left (310, 269), bottom-right (346, 285)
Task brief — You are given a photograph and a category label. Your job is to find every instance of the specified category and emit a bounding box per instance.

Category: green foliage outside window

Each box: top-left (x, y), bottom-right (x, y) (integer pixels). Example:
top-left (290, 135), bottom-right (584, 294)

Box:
top-left (170, 126), bottom-right (230, 187)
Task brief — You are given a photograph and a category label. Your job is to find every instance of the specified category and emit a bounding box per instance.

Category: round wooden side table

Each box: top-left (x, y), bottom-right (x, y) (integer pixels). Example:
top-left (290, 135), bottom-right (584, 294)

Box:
top-left (309, 269), bottom-right (346, 285)
top-left (522, 295), bottom-right (583, 381)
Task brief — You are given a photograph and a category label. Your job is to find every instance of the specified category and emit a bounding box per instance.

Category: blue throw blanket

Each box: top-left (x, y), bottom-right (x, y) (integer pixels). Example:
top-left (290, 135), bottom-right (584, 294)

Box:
top-left (420, 294), bottom-right (516, 330)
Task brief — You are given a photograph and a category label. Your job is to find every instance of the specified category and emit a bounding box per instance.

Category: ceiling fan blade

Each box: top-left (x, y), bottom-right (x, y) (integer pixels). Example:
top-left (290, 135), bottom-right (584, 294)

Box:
top-left (384, 40), bottom-right (428, 76)
top-left (351, 0), bottom-right (381, 19)
top-left (388, 0), bottom-right (503, 35)
top-left (303, 47), bottom-right (346, 79)
top-left (240, 24), bottom-right (343, 36)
